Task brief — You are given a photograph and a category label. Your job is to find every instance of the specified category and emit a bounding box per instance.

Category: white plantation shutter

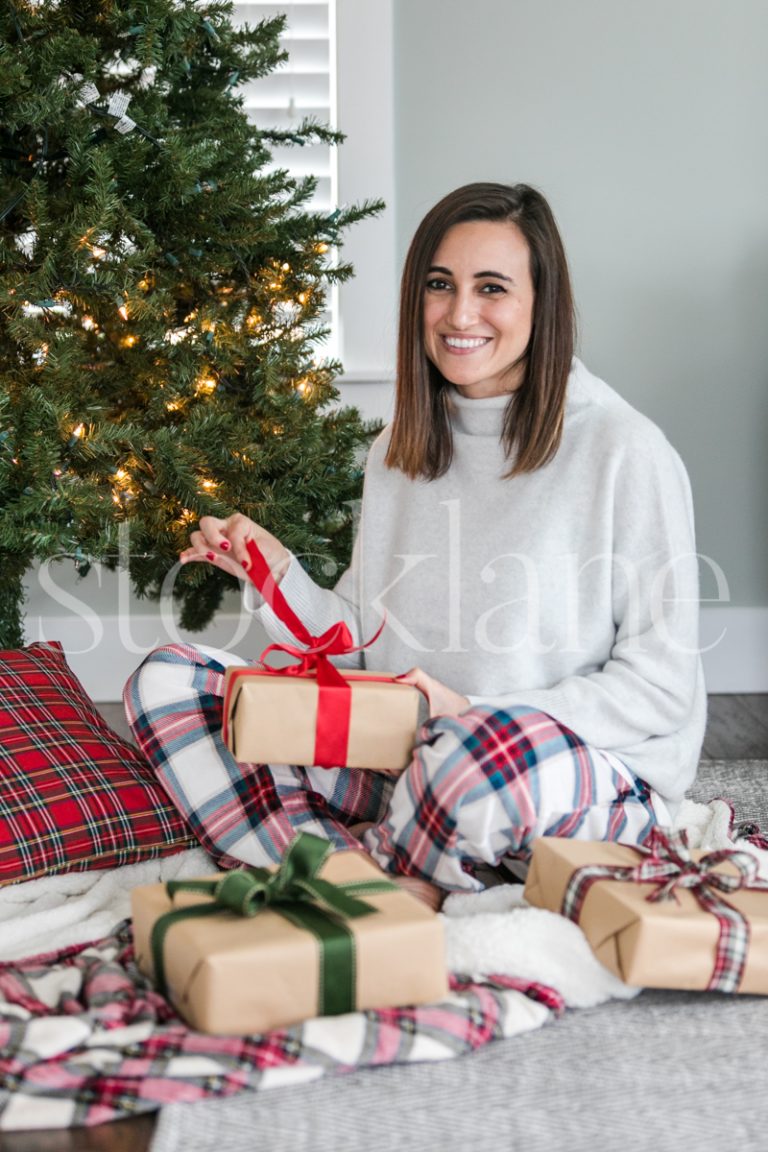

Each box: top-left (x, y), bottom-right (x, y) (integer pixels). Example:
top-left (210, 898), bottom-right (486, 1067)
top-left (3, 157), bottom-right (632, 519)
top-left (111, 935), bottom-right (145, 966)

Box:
top-left (233, 2), bottom-right (337, 354)
top-left (233, 2), bottom-right (337, 212)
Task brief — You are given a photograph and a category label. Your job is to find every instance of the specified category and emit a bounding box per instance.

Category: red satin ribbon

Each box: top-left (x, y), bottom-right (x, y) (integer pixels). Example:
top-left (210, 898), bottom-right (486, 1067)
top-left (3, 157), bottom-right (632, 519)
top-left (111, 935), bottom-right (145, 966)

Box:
top-left (243, 539), bottom-right (383, 767)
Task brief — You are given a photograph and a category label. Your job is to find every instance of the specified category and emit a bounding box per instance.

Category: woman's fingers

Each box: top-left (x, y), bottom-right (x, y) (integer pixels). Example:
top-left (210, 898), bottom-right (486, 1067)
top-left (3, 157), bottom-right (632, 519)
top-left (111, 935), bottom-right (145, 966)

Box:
top-left (179, 529), bottom-right (215, 564)
top-left (226, 519), bottom-right (289, 577)
top-left (395, 667), bottom-right (469, 719)
top-left (396, 666), bottom-right (430, 694)
top-left (180, 529), bottom-right (247, 581)
top-left (215, 513), bottom-right (258, 569)
top-left (181, 513), bottom-right (291, 584)
top-left (198, 514), bottom-right (240, 554)
top-left (395, 667), bottom-right (433, 714)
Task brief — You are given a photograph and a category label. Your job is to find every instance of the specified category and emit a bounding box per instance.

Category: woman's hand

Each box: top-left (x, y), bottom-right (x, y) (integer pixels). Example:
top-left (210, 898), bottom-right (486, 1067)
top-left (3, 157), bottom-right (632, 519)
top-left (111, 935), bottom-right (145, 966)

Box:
top-left (180, 513), bottom-right (291, 584)
top-left (396, 667), bottom-right (470, 719)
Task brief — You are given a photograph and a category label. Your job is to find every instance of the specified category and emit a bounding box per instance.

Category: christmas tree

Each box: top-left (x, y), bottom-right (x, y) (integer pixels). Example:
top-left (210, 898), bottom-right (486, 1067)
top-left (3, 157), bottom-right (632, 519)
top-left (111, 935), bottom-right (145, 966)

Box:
top-left (0, 0), bottom-right (382, 648)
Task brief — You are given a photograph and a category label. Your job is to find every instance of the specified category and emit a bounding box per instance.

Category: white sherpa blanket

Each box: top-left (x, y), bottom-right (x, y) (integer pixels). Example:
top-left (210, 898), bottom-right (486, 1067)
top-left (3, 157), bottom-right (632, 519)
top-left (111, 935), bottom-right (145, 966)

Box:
top-left (0, 798), bottom-right (765, 1011)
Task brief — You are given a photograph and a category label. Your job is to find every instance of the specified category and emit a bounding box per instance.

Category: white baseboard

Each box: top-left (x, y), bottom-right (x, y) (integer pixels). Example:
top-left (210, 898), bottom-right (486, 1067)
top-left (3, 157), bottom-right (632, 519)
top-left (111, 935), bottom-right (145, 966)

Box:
top-left (24, 611), bottom-right (270, 703)
top-left (23, 605), bottom-right (768, 702)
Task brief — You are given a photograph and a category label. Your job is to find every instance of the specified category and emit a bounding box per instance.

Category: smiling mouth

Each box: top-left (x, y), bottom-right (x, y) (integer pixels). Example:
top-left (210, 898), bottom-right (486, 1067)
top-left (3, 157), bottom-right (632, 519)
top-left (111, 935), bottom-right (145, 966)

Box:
top-left (442, 336), bottom-right (491, 350)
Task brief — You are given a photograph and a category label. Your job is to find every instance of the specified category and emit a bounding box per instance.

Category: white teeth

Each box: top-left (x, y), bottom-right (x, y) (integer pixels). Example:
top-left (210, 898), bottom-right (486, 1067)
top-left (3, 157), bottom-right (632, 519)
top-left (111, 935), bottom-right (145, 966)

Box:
top-left (444, 336), bottom-right (490, 349)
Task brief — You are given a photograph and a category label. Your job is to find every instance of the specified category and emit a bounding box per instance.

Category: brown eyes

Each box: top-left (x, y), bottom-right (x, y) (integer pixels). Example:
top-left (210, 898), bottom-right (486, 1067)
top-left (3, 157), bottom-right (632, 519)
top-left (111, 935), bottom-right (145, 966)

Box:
top-left (424, 279), bottom-right (507, 294)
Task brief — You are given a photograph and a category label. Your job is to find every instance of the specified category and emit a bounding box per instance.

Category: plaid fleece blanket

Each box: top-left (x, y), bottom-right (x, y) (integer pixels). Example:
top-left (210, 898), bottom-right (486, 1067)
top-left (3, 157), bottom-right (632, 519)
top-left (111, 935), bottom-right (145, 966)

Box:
top-left (2, 797), bottom-right (760, 1131)
top-left (0, 922), bottom-right (559, 1130)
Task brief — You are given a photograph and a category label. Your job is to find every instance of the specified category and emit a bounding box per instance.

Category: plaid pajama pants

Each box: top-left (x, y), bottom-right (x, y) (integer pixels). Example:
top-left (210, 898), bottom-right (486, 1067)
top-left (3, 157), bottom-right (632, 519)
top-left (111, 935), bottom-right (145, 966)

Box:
top-left (124, 643), bottom-right (666, 892)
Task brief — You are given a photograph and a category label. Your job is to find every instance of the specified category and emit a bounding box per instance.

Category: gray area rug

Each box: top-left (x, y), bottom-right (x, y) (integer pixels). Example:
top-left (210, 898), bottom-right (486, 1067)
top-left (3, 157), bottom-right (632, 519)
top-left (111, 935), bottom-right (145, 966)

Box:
top-left (150, 760), bottom-right (768, 1152)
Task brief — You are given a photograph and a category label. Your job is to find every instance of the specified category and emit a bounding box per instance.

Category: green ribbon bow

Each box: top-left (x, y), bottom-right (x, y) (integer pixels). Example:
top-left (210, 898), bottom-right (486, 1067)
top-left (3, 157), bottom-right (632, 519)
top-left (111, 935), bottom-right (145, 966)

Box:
top-left (149, 832), bottom-right (398, 1019)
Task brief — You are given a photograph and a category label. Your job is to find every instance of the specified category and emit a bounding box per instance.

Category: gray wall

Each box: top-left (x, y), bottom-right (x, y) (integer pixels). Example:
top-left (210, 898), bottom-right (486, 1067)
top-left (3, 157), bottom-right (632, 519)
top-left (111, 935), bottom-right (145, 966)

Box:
top-left (22, 0), bottom-right (768, 696)
top-left (394, 0), bottom-right (768, 607)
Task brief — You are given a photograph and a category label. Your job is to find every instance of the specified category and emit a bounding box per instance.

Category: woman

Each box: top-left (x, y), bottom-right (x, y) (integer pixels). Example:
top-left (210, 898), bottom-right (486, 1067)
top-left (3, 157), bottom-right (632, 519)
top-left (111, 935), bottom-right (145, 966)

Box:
top-left (125, 182), bottom-right (706, 905)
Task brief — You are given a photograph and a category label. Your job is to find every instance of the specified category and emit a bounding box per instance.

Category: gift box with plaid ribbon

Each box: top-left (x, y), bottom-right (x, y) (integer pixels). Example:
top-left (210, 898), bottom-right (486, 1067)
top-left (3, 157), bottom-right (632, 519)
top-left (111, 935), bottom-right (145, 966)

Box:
top-left (131, 833), bottom-right (448, 1034)
top-left (523, 830), bottom-right (768, 994)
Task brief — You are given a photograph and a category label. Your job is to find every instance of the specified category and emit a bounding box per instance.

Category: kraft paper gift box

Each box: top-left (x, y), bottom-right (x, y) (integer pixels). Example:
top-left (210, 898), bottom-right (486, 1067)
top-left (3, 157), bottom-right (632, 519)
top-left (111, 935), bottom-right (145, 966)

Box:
top-left (223, 665), bottom-right (421, 772)
top-left (222, 538), bottom-right (422, 772)
top-left (523, 833), bottom-right (768, 995)
top-left (131, 834), bottom-right (448, 1035)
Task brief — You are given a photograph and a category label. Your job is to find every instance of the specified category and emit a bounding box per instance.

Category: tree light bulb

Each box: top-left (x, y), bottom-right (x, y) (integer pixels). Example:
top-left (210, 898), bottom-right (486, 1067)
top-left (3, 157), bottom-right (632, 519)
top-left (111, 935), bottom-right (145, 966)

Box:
top-left (82, 315), bottom-right (96, 330)
top-left (200, 478), bottom-right (218, 492)
top-left (72, 423), bottom-right (85, 439)
top-left (118, 304), bottom-right (129, 321)
top-left (195, 375), bottom-right (217, 396)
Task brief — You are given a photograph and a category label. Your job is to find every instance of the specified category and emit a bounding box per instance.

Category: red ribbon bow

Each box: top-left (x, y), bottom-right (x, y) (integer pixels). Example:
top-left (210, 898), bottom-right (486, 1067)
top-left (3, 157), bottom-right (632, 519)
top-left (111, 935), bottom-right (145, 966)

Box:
top-left (243, 539), bottom-right (384, 768)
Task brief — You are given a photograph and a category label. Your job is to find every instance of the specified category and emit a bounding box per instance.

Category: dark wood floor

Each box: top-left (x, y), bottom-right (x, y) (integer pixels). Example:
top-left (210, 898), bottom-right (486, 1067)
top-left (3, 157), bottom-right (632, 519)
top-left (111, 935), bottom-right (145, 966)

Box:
top-left (1, 693), bottom-right (766, 1152)
top-left (0, 1116), bottom-right (157, 1152)
top-left (701, 694), bottom-right (768, 759)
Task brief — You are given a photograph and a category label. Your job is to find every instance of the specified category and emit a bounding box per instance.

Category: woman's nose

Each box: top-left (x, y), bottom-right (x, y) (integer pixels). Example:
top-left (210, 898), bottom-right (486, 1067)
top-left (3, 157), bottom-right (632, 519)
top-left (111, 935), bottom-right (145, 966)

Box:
top-left (446, 288), bottom-right (478, 329)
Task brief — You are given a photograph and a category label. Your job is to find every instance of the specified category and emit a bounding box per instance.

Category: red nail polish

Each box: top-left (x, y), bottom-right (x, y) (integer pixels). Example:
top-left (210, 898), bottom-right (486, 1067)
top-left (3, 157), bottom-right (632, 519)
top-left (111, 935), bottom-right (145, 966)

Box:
top-left (206, 551), bottom-right (216, 561)
top-left (241, 559), bottom-right (249, 569)
top-left (220, 541), bottom-right (230, 552)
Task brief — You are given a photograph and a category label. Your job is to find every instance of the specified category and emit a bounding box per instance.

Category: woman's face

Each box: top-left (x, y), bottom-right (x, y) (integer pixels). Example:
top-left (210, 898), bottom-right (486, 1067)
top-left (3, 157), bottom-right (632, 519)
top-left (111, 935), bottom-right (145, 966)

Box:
top-left (422, 219), bottom-right (535, 399)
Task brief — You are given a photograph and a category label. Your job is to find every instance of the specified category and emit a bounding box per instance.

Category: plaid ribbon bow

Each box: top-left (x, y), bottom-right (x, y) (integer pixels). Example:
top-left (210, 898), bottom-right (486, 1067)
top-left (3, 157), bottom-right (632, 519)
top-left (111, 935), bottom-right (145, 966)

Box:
top-left (562, 827), bottom-right (768, 993)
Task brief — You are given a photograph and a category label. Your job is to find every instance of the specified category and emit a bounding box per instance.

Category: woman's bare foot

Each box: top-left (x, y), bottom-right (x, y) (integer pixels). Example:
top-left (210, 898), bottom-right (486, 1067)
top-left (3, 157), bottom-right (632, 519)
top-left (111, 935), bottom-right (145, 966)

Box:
top-left (391, 874), bottom-right (444, 912)
top-left (348, 821), bottom-right (375, 841)
top-left (347, 823), bottom-right (443, 911)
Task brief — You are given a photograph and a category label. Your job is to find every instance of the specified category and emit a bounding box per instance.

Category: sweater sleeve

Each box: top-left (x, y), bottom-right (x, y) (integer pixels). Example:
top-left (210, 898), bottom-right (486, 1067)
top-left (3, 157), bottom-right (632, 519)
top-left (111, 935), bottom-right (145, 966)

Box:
top-left (468, 433), bottom-right (702, 753)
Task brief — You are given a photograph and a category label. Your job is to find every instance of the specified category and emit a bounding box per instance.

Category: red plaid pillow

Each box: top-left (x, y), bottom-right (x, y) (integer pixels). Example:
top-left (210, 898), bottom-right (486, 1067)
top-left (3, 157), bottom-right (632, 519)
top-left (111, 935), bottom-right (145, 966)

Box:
top-left (0, 642), bottom-right (194, 885)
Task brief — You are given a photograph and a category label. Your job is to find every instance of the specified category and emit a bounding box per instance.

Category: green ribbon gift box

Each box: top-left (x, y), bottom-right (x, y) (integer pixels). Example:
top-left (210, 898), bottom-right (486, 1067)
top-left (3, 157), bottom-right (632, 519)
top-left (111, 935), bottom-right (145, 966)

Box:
top-left (131, 833), bottom-right (448, 1035)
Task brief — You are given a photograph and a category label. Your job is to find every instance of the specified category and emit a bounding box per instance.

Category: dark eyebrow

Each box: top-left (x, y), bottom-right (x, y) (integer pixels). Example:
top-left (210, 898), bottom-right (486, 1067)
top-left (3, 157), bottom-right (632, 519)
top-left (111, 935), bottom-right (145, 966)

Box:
top-left (427, 265), bottom-right (514, 284)
top-left (475, 269), bottom-right (514, 283)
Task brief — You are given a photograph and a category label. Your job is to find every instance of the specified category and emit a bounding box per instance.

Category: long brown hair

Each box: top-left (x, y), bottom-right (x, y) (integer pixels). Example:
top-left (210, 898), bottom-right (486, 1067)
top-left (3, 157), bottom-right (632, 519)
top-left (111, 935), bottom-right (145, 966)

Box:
top-left (385, 182), bottom-right (576, 479)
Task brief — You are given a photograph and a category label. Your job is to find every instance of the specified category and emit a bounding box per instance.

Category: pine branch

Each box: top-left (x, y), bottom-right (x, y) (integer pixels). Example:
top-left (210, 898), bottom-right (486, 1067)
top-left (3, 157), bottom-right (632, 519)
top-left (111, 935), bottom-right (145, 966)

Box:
top-left (0, 0), bottom-right (383, 639)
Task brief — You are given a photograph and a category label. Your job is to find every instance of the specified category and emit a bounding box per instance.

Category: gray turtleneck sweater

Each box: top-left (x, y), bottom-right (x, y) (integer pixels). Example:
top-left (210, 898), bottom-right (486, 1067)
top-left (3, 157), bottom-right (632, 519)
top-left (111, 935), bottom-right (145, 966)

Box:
top-left (252, 358), bottom-right (706, 810)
